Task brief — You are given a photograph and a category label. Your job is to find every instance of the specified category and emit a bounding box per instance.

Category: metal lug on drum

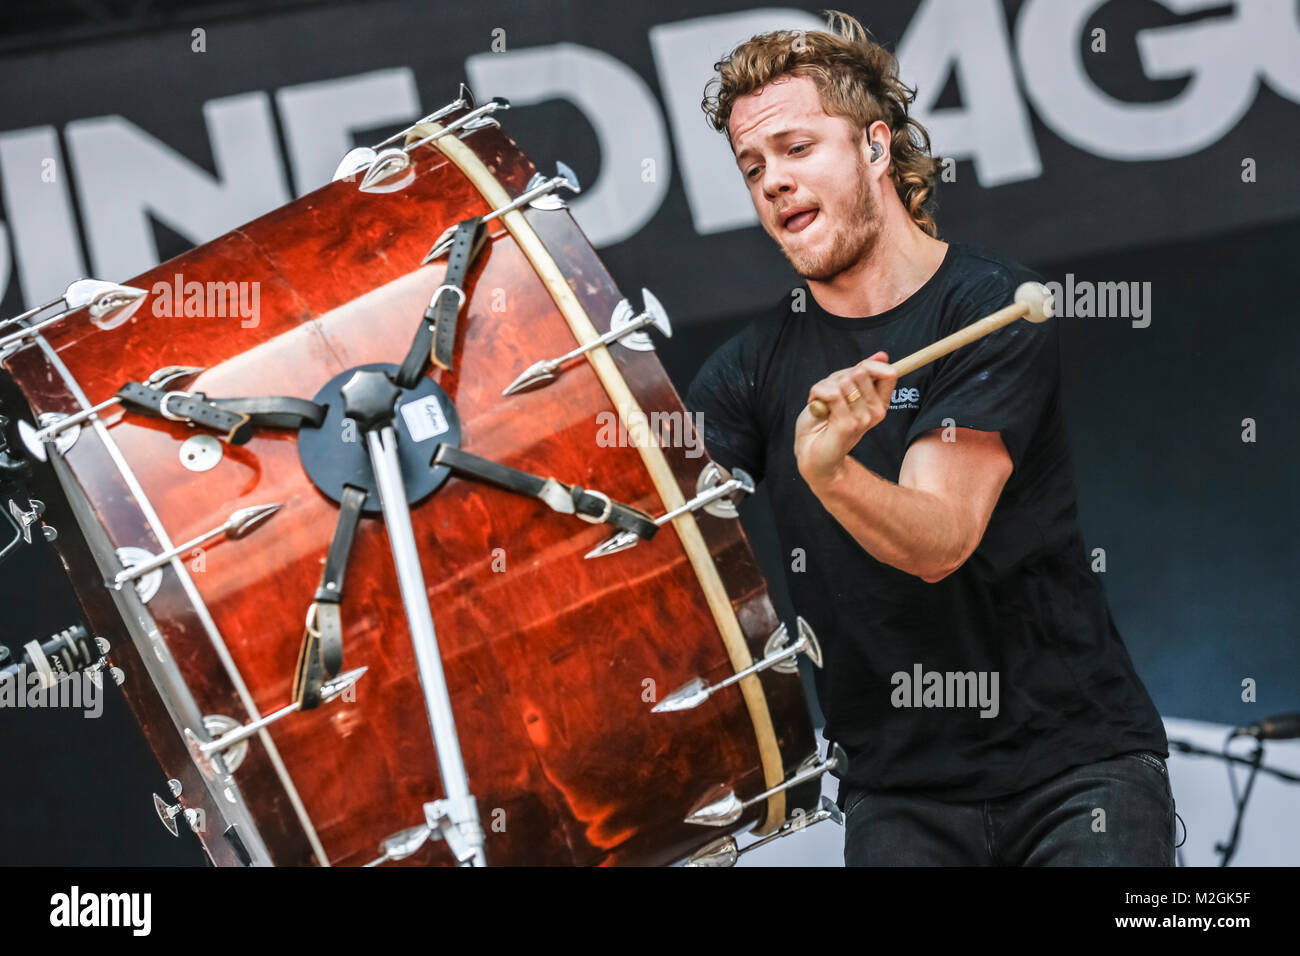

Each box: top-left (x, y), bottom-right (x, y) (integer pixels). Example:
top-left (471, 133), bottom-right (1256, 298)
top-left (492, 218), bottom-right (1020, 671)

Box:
top-left (17, 366), bottom-right (204, 463)
top-left (652, 616), bottom-right (821, 713)
top-left (110, 503), bottom-right (281, 590)
top-left (196, 715), bottom-right (250, 774)
top-left (114, 547), bottom-right (165, 603)
top-left (502, 288), bottom-right (671, 396)
top-left (608, 289), bottom-right (672, 352)
top-left (183, 667), bottom-right (367, 781)
top-left (683, 742), bottom-right (846, 827)
top-left (363, 823), bottom-right (433, 867)
top-left (689, 461), bottom-right (755, 520)
top-left (331, 83), bottom-right (477, 183)
top-left (684, 796), bottom-right (844, 867)
top-left (695, 461), bottom-right (746, 519)
top-left (524, 163), bottom-right (581, 210)
top-left (357, 97), bottom-right (510, 193)
top-left (422, 160), bottom-right (580, 263)
top-left (332, 147), bottom-right (382, 184)
top-left (585, 465), bottom-right (755, 559)
top-left (0, 279), bottom-right (148, 349)
top-left (153, 793), bottom-right (183, 837)
top-left (355, 147), bottom-right (417, 194)
top-left (82, 636), bottom-right (113, 688)
top-left (764, 615), bottom-right (822, 674)
top-left (18, 414), bottom-right (77, 462)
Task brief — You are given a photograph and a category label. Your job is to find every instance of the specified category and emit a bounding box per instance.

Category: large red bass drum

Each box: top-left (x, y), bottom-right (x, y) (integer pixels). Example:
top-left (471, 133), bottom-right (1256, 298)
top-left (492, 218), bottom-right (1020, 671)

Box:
top-left (0, 92), bottom-right (829, 866)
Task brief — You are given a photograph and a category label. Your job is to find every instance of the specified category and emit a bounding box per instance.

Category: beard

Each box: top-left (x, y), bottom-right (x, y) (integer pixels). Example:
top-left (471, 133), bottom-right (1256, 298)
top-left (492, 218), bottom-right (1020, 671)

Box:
top-left (782, 152), bottom-right (882, 283)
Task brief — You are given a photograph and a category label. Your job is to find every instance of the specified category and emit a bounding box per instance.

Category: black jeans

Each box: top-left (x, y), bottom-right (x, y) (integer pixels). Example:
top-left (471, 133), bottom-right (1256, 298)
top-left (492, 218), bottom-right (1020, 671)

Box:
top-left (841, 750), bottom-right (1177, 866)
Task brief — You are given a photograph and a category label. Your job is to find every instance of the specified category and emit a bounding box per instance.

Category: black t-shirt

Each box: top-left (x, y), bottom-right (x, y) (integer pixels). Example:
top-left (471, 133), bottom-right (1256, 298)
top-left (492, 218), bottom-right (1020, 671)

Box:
top-left (686, 242), bottom-right (1167, 802)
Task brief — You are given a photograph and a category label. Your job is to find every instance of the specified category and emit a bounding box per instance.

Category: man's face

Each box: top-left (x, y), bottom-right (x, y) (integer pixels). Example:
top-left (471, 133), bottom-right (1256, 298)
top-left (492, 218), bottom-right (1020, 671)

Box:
top-left (729, 74), bottom-right (882, 282)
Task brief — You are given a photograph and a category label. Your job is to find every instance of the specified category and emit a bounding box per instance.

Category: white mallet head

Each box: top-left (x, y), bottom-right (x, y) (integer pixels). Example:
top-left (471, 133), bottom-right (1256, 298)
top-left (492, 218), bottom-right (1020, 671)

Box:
top-left (1014, 281), bottom-right (1054, 324)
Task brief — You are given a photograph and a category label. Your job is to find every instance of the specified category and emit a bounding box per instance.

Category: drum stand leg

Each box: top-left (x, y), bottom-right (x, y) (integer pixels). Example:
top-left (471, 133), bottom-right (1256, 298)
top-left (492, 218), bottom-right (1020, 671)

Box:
top-left (345, 370), bottom-right (485, 866)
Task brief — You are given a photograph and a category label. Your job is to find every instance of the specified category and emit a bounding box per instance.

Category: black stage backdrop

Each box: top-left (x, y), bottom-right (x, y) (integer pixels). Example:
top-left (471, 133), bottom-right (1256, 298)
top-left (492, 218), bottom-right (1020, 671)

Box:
top-left (0, 0), bottom-right (1296, 863)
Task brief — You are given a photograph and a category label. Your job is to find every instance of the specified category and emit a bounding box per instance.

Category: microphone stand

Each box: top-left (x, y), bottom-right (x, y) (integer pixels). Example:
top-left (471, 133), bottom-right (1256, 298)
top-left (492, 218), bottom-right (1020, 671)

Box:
top-left (1167, 736), bottom-right (1300, 867)
top-left (1215, 737), bottom-right (1263, 868)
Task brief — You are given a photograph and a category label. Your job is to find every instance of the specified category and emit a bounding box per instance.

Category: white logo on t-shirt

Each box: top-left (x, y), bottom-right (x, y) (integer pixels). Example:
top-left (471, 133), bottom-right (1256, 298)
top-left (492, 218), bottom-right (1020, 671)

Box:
top-left (888, 386), bottom-right (921, 410)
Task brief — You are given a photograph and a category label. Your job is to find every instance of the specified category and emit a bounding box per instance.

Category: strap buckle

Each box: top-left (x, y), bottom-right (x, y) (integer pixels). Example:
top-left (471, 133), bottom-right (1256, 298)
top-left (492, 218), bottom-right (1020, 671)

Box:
top-left (575, 489), bottom-right (612, 524)
top-left (159, 390), bottom-right (195, 422)
top-left (303, 602), bottom-right (321, 640)
top-left (429, 284), bottom-right (466, 314)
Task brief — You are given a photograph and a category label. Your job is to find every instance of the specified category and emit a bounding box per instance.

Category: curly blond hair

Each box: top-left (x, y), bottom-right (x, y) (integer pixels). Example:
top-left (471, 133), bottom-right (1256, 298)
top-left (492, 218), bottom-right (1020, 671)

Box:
top-left (702, 9), bottom-right (941, 237)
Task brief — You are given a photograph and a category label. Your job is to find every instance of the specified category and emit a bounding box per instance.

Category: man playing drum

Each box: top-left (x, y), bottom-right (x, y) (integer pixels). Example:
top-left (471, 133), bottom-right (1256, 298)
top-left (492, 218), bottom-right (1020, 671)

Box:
top-left (687, 10), bottom-right (1174, 866)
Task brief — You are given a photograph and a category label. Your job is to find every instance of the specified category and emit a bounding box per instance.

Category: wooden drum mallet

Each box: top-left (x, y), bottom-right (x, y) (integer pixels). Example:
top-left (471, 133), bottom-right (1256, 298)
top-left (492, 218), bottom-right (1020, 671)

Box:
top-left (806, 281), bottom-right (1055, 420)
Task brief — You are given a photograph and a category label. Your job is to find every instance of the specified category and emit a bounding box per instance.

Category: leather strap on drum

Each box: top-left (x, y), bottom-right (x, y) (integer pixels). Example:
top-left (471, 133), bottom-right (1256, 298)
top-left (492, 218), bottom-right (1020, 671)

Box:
top-left (431, 443), bottom-right (658, 540)
top-left (116, 381), bottom-right (325, 445)
top-left (208, 396), bottom-right (326, 430)
top-left (397, 216), bottom-right (489, 386)
top-left (293, 483), bottom-right (367, 710)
